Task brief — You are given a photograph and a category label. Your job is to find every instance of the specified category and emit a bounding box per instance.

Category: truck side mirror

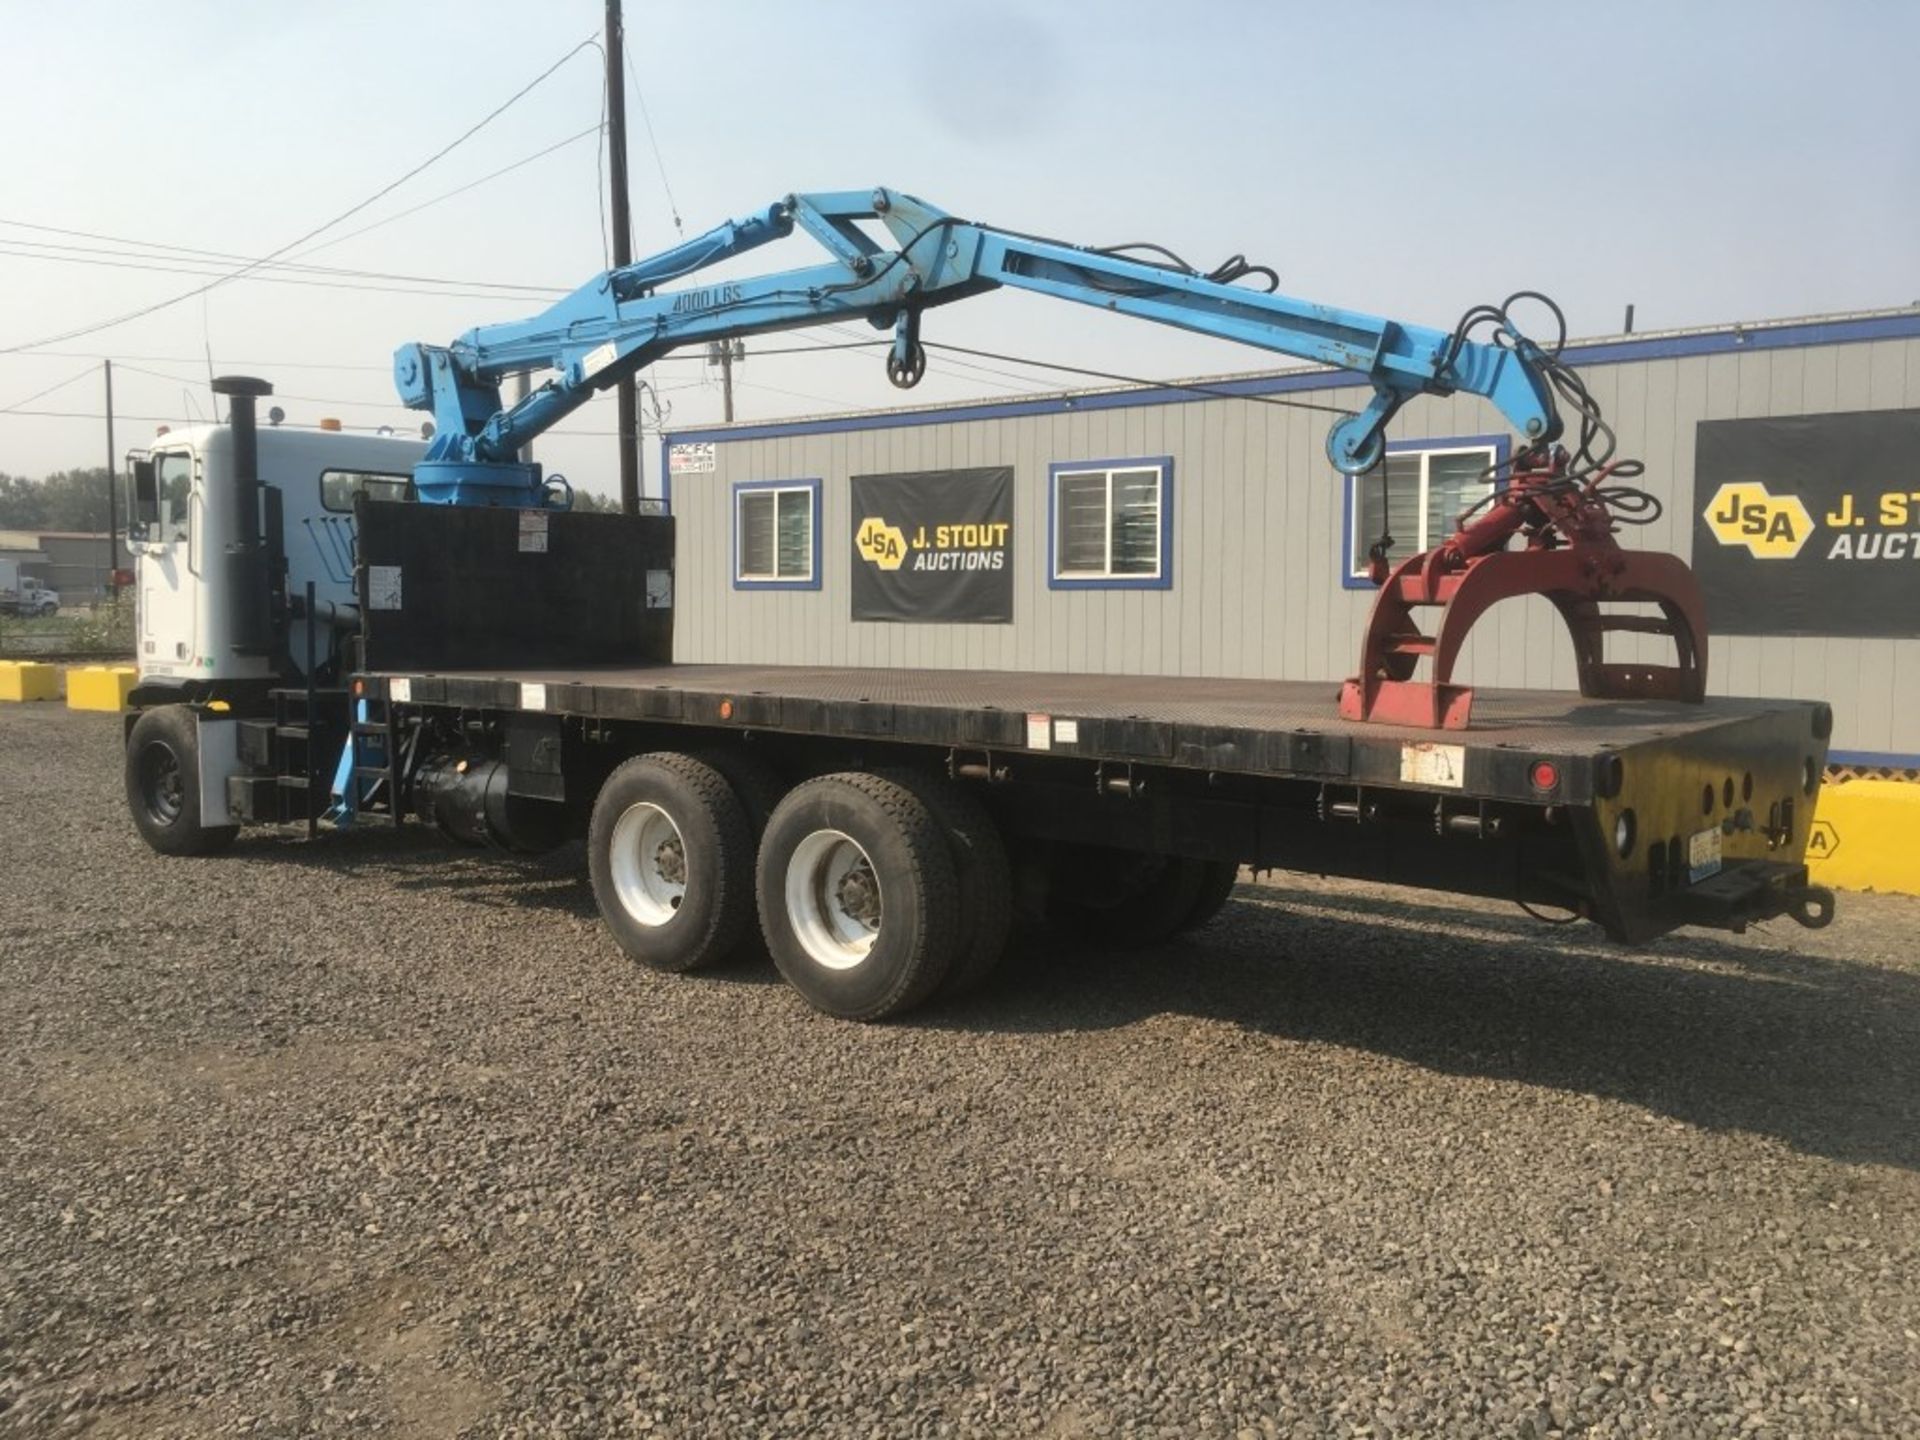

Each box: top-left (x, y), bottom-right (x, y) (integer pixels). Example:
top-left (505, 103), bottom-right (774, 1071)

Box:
top-left (129, 457), bottom-right (159, 537)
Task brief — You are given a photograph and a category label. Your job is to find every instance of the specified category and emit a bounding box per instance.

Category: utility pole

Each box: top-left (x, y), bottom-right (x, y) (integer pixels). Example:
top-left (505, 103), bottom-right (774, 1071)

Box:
top-left (709, 338), bottom-right (742, 423)
top-left (103, 359), bottom-right (117, 598)
top-left (605, 0), bottom-right (640, 515)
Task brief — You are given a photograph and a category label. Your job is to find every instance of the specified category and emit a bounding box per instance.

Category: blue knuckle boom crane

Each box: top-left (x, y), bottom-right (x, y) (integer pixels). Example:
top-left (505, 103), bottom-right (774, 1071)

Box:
top-left (395, 187), bottom-right (1556, 499)
top-left (393, 187), bottom-right (1705, 730)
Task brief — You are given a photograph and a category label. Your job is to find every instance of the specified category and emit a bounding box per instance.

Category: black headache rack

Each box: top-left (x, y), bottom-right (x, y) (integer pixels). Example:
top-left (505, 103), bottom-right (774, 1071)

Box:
top-left (351, 501), bottom-right (1835, 945)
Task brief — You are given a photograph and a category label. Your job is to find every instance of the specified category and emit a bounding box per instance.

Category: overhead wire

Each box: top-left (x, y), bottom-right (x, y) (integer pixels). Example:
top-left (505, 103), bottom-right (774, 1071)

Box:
top-left (0, 33), bottom-right (603, 353)
top-left (0, 362), bottom-right (101, 414)
top-left (286, 124), bottom-right (603, 261)
top-left (0, 219), bottom-right (567, 296)
top-left (624, 47), bottom-right (683, 236)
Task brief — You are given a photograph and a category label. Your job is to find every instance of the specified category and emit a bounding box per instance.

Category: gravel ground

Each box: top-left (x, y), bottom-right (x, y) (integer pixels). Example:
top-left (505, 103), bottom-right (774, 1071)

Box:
top-left (2, 703), bottom-right (1917, 1439)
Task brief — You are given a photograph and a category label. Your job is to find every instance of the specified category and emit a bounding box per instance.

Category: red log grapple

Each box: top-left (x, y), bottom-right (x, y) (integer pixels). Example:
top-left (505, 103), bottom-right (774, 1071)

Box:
top-left (1340, 446), bottom-right (1708, 730)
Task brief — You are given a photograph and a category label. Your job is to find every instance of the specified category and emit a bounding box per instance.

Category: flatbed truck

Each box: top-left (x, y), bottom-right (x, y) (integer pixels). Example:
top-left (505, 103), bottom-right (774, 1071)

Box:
top-left (117, 189), bottom-right (1835, 1019)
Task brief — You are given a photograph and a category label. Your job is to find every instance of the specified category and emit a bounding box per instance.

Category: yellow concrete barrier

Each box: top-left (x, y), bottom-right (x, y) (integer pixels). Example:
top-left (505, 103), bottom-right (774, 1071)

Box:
top-left (1806, 779), bottom-right (1920, 897)
top-left (65, 665), bottom-right (138, 713)
top-left (0, 660), bottom-right (60, 702)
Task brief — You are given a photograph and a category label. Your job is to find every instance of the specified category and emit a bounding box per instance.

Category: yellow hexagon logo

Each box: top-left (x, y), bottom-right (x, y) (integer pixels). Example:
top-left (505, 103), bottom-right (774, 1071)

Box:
top-left (854, 516), bottom-right (909, 571)
top-left (1702, 481), bottom-right (1815, 559)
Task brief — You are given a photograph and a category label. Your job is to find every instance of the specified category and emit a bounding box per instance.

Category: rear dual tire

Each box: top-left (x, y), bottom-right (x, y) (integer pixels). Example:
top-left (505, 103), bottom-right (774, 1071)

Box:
top-left (756, 772), bottom-right (971, 1021)
top-left (588, 753), bottom-right (757, 973)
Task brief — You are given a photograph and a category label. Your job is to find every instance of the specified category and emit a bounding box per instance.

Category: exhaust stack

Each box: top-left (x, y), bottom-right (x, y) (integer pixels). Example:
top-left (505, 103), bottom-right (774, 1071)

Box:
top-left (211, 376), bottom-right (276, 657)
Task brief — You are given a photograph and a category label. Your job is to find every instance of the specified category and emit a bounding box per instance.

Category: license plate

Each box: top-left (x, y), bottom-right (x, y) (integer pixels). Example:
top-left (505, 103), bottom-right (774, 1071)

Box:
top-left (1687, 825), bottom-right (1723, 883)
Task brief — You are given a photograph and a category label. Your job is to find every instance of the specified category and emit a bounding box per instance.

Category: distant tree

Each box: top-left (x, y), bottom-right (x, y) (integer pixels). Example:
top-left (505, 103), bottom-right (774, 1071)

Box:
top-left (570, 489), bottom-right (622, 513)
top-left (36, 468), bottom-right (114, 531)
top-left (0, 473), bottom-right (50, 530)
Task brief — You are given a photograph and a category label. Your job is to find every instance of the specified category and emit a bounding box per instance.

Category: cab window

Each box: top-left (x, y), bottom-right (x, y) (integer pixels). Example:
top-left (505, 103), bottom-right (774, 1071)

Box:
top-left (321, 469), bottom-right (414, 513)
top-left (156, 452), bottom-right (193, 544)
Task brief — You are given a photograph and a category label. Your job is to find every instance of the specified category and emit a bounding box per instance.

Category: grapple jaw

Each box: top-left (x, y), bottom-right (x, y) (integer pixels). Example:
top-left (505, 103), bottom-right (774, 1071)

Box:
top-left (1341, 447), bottom-right (1709, 731)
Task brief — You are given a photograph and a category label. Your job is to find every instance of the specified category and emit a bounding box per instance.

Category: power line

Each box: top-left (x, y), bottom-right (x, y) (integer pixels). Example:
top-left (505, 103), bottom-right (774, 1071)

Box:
top-left (0, 362), bottom-right (100, 414)
top-left (0, 245), bottom-right (564, 305)
top-left (922, 342), bottom-right (1356, 416)
top-left (287, 124), bottom-right (603, 261)
top-left (0, 220), bottom-right (566, 296)
top-left (623, 45), bottom-right (683, 236)
top-left (0, 34), bottom-right (601, 354)
top-left (1, 350), bottom-right (391, 372)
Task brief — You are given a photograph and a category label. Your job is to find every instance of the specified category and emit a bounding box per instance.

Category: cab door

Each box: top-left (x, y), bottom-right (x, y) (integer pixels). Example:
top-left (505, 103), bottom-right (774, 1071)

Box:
top-left (134, 450), bottom-right (199, 678)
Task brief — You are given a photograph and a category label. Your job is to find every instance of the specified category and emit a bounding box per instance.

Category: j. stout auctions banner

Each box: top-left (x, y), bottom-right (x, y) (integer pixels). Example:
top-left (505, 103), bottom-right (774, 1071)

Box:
top-left (850, 467), bottom-right (1013, 623)
top-left (1692, 409), bottom-right (1920, 638)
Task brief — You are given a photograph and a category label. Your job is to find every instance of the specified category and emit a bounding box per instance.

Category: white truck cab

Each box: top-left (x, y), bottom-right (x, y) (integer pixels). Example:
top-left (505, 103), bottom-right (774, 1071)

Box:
top-left (126, 422), bottom-right (425, 689)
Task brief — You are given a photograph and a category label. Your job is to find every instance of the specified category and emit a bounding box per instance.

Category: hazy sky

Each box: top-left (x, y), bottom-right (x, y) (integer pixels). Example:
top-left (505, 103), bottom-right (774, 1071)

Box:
top-left (3, 0), bottom-right (1915, 501)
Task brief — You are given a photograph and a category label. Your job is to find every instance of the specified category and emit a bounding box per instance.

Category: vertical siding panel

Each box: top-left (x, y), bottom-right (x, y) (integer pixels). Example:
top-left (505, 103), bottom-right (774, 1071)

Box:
top-left (1800, 345), bottom-right (1840, 414)
top-left (1239, 401), bottom-right (1268, 678)
top-left (1867, 339), bottom-right (1909, 410)
top-left (1175, 404), bottom-right (1203, 674)
top-left (1190, 403), bottom-right (1221, 679)
top-left (1853, 641), bottom-right (1897, 755)
top-left (1833, 343), bottom-right (1874, 414)
top-left (1281, 403), bottom-right (1311, 680)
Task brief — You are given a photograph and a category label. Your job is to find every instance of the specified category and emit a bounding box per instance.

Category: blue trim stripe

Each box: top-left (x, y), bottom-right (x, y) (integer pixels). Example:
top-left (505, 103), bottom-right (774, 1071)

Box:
top-left (1828, 749), bottom-right (1920, 769)
top-left (663, 311), bottom-right (1920, 452)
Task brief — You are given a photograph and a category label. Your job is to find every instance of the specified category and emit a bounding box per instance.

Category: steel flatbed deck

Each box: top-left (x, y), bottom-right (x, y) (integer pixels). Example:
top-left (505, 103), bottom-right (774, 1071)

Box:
top-left (371, 661), bottom-right (1817, 808)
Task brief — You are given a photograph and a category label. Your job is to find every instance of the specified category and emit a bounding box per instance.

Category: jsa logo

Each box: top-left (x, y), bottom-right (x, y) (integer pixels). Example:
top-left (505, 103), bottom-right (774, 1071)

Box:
top-left (1702, 481), bottom-right (1815, 559)
top-left (855, 517), bottom-right (908, 571)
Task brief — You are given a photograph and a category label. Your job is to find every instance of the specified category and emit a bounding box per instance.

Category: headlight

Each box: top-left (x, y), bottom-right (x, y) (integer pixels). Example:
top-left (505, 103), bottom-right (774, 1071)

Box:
top-left (1614, 809), bottom-right (1636, 858)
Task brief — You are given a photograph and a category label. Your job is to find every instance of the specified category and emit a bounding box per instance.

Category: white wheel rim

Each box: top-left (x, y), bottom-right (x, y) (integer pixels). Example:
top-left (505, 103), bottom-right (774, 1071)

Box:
top-left (609, 802), bottom-right (687, 927)
top-left (785, 829), bottom-right (882, 971)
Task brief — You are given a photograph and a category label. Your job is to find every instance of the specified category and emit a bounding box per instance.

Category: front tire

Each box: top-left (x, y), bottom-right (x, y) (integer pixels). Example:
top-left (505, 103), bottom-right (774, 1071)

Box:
top-left (125, 705), bottom-right (238, 857)
top-left (757, 773), bottom-right (960, 1020)
top-left (588, 753), bottom-right (756, 973)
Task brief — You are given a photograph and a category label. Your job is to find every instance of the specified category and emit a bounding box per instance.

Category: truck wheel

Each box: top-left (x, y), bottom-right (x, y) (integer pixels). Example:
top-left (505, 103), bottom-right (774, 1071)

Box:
top-left (588, 753), bottom-right (756, 973)
top-left (757, 773), bottom-right (960, 1020)
top-left (125, 706), bottom-right (238, 857)
top-left (1176, 862), bottom-right (1243, 933)
top-left (1049, 849), bottom-right (1205, 949)
top-left (880, 770), bottom-right (1012, 997)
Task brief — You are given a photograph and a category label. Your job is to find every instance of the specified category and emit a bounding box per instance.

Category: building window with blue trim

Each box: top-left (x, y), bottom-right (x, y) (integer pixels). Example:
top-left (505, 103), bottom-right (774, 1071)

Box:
top-left (1049, 458), bottom-right (1172, 589)
top-left (734, 480), bottom-right (820, 589)
top-left (1345, 440), bottom-right (1503, 585)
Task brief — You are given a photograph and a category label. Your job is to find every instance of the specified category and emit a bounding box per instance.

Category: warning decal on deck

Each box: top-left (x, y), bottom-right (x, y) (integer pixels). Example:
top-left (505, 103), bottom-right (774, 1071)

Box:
top-left (1026, 713), bottom-right (1052, 750)
top-left (1399, 742), bottom-right (1466, 789)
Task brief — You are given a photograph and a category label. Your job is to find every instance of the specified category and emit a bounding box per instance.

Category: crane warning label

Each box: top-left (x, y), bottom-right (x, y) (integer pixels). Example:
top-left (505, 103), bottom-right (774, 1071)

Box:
top-left (367, 565), bottom-right (403, 612)
top-left (850, 466), bottom-right (1013, 623)
top-left (1399, 742), bottom-right (1466, 788)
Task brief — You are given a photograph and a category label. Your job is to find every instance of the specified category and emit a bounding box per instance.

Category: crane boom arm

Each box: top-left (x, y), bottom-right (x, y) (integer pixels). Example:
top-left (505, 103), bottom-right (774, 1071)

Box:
top-left (393, 188), bottom-right (1561, 503)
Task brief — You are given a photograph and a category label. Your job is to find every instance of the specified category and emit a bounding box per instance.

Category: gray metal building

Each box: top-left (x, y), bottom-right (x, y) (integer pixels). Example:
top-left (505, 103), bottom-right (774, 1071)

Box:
top-left (661, 309), bottom-right (1920, 765)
